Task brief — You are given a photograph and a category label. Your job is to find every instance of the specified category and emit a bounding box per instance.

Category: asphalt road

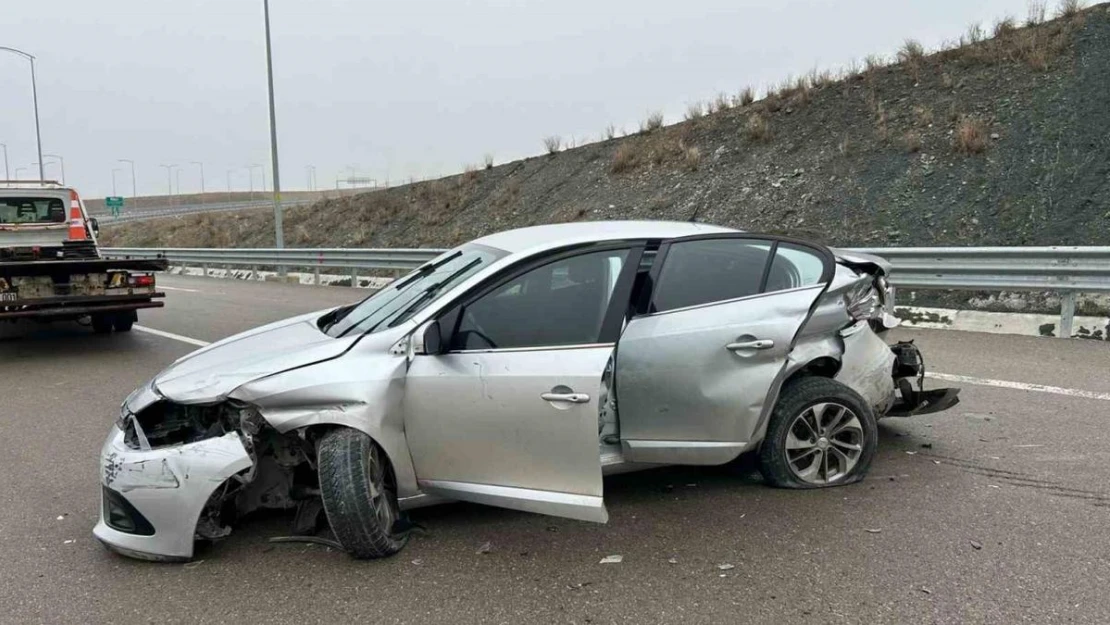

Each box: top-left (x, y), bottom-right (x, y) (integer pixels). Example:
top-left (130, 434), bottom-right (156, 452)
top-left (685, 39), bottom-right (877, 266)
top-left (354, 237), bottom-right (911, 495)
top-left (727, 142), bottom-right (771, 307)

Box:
top-left (2, 274), bottom-right (1108, 624)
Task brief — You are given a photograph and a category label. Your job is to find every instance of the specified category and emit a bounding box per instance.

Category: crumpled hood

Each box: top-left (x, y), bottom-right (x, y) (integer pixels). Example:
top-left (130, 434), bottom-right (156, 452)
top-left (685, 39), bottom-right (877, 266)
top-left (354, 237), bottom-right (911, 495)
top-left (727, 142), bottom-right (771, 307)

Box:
top-left (150, 309), bottom-right (360, 404)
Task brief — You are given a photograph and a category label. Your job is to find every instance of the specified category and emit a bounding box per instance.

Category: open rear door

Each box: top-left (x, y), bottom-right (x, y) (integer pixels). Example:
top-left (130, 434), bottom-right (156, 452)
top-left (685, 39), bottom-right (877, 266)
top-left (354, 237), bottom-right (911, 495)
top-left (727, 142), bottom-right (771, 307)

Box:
top-left (615, 234), bottom-right (835, 465)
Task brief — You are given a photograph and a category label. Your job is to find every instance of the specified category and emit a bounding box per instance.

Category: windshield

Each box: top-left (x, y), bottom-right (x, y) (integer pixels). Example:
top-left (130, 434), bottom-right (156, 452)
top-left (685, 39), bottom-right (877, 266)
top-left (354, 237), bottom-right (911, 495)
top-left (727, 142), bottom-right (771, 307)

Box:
top-left (323, 244), bottom-right (506, 338)
top-left (0, 196), bottom-right (67, 224)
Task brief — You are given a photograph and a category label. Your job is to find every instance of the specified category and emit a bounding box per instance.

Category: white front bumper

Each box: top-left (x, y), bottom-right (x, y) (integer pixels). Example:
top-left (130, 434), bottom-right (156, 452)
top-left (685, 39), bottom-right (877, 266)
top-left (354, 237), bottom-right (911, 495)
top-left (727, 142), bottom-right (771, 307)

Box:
top-left (93, 426), bottom-right (252, 561)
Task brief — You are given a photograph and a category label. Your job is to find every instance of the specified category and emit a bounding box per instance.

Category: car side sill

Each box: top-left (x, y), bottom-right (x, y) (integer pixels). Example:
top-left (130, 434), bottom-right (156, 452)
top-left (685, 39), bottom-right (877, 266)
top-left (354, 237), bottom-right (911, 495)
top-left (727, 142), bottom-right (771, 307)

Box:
top-left (417, 479), bottom-right (609, 523)
top-left (620, 440), bottom-right (749, 465)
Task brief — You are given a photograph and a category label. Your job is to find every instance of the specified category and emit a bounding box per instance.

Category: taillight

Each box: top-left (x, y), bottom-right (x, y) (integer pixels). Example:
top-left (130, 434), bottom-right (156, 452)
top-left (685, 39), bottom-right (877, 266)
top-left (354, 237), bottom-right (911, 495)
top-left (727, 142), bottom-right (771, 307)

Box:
top-left (129, 274), bottom-right (155, 288)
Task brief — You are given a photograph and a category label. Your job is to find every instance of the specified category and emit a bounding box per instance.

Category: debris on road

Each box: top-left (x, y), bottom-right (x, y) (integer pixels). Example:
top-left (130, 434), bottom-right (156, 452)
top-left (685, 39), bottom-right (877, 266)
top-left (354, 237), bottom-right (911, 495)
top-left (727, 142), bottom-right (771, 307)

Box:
top-left (411, 559), bottom-right (423, 566)
top-left (63, 540), bottom-right (75, 545)
top-left (920, 587), bottom-right (933, 595)
top-left (970, 540), bottom-right (983, 550)
top-left (668, 557), bottom-right (678, 564)
top-left (476, 541), bottom-right (492, 555)
top-left (865, 528), bottom-right (883, 534)
top-left (717, 564), bottom-right (735, 571)
top-left (184, 560), bottom-right (205, 569)
top-left (599, 555), bottom-right (623, 564)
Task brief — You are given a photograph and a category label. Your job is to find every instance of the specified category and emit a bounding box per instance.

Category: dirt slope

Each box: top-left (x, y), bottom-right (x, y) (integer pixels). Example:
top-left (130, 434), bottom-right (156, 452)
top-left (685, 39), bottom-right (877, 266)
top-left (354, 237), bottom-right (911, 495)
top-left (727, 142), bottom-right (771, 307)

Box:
top-left (103, 6), bottom-right (1110, 251)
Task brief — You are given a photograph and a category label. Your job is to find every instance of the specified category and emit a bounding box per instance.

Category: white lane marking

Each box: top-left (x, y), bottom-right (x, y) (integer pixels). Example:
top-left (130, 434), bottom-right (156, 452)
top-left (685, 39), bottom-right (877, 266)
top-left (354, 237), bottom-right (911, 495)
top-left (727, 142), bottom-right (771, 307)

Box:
top-left (124, 326), bottom-right (1110, 403)
top-left (159, 285), bottom-right (201, 293)
top-left (134, 325), bottom-right (211, 347)
top-left (927, 372), bottom-right (1110, 402)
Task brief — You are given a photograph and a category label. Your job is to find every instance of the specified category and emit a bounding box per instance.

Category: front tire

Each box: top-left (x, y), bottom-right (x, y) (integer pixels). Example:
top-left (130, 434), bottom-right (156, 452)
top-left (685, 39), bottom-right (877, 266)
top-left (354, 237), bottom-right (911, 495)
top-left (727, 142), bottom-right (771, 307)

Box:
top-left (760, 377), bottom-right (877, 489)
top-left (317, 428), bottom-right (408, 559)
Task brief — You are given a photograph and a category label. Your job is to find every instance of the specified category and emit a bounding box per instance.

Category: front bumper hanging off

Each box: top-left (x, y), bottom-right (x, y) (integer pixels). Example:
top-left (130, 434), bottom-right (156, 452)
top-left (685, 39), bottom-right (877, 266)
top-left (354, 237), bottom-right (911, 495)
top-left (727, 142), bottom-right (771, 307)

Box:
top-left (93, 425), bottom-right (253, 561)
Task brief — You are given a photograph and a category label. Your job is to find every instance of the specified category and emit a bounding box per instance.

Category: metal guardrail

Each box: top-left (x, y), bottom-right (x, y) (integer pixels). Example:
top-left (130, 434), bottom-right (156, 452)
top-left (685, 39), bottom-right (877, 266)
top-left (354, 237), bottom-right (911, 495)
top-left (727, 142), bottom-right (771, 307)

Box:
top-left (102, 245), bottom-right (1110, 337)
top-left (90, 198), bottom-right (320, 224)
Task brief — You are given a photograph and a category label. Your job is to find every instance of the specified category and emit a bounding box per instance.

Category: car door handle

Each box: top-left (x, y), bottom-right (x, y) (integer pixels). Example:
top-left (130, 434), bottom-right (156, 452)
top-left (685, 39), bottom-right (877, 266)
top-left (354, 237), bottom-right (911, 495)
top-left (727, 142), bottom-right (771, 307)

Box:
top-left (726, 339), bottom-right (775, 351)
top-left (541, 392), bottom-right (591, 404)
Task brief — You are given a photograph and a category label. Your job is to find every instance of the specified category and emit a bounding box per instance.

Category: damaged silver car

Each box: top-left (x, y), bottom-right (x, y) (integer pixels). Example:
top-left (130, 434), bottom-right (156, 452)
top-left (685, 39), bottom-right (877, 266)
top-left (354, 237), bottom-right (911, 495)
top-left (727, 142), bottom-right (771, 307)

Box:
top-left (94, 221), bottom-right (959, 561)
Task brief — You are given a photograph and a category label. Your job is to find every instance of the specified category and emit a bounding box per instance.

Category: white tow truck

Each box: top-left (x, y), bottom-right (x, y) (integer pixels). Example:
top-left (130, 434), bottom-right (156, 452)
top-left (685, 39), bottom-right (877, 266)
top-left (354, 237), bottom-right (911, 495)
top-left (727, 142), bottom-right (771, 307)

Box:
top-left (0, 180), bottom-right (166, 333)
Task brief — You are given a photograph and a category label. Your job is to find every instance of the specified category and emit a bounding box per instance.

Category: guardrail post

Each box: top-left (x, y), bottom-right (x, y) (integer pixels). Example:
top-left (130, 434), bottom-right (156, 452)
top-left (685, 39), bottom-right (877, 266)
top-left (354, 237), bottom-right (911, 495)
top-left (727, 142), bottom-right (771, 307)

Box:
top-left (202, 263), bottom-right (209, 277)
top-left (350, 268), bottom-right (358, 288)
top-left (1059, 291), bottom-right (1076, 338)
top-left (314, 266), bottom-right (320, 285)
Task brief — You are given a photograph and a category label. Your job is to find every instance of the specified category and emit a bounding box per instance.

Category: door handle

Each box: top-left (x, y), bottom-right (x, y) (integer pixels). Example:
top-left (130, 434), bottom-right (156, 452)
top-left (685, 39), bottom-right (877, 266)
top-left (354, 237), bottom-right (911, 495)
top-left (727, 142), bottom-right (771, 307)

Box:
top-left (541, 392), bottom-right (590, 404)
top-left (726, 339), bottom-right (775, 351)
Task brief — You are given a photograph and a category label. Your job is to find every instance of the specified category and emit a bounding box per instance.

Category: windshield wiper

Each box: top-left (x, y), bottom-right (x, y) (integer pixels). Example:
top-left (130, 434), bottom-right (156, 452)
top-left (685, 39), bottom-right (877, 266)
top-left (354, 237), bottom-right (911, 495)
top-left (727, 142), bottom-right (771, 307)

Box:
top-left (390, 250), bottom-right (463, 291)
top-left (385, 257), bottom-right (484, 330)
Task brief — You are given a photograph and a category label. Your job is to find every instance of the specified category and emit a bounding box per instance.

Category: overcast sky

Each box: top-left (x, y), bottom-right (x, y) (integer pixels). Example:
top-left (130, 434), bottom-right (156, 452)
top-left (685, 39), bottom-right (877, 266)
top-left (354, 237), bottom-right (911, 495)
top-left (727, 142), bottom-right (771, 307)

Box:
top-left (1, 0), bottom-right (1034, 198)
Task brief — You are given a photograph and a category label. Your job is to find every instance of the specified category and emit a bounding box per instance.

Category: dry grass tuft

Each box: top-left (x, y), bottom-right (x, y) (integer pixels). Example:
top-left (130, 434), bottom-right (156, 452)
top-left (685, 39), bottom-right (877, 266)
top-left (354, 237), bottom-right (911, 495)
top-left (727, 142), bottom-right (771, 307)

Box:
top-left (954, 117), bottom-right (989, 154)
top-left (864, 54), bottom-right (886, 74)
top-left (897, 39), bottom-right (927, 80)
top-left (710, 92), bottom-right (731, 113)
top-left (837, 134), bottom-right (852, 157)
top-left (744, 114), bottom-right (771, 142)
top-left (483, 154), bottom-right (494, 170)
top-left (1027, 1), bottom-right (1048, 25)
top-left (994, 16), bottom-right (1018, 38)
top-left (543, 135), bottom-right (562, 154)
top-left (684, 102), bottom-right (705, 120)
top-left (605, 124), bottom-right (616, 140)
top-left (874, 104), bottom-right (890, 141)
top-left (942, 72), bottom-right (954, 88)
top-left (1056, 0), bottom-right (1082, 18)
top-left (682, 145), bottom-right (702, 171)
top-left (641, 111), bottom-right (665, 133)
top-left (610, 143), bottom-right (638, 174)
top-left (737, 86), bottom-right (755, 107)
top-left (967, 22), bottom-right (985, 44)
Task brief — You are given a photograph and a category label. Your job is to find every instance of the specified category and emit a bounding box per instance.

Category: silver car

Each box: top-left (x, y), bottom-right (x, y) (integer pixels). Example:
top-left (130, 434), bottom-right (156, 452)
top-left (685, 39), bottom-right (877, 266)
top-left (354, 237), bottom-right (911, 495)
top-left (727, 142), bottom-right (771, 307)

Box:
top-left (95, 221), bottom-right (959, 561)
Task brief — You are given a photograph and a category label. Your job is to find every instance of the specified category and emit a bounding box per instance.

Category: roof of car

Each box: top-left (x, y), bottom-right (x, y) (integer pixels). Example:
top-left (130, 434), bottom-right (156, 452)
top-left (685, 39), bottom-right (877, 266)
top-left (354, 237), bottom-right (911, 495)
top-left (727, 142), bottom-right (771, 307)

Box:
top-left (472, 220), bottom-right (737, 254)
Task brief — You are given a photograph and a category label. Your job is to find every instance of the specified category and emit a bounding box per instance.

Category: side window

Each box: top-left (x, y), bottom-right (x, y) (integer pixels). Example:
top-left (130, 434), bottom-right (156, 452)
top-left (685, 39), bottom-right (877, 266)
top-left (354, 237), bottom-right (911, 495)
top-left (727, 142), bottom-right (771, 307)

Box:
top-left (765, 243), bottom-right (826, 292)
top-left (651, 239), bottom-right (771, 313)
top-left (451, 248), bottom-right (630, 350)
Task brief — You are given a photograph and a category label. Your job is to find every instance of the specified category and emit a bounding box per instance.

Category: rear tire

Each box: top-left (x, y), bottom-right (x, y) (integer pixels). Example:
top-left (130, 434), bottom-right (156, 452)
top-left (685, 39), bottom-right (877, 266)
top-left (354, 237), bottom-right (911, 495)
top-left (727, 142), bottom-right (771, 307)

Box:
top-left (759, 377), bottom-right (877, 489)
top-left (91, 314), bottom-right (113, 334)
top-left (317, 428), bottom-right (408, 559)
top-left (114, 314), bottom-right (135, 332)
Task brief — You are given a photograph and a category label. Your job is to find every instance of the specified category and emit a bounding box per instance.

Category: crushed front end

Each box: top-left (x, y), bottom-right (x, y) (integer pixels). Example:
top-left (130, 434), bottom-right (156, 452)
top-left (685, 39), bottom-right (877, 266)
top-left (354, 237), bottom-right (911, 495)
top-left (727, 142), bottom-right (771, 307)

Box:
top-left (94, 399), bottom-right (320, 561)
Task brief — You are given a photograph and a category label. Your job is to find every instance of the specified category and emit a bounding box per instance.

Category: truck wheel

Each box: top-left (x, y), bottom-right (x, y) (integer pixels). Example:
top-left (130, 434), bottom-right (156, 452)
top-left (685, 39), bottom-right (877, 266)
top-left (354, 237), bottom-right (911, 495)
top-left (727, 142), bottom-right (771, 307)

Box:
top-left (91, 314), bottom-right (113, 334)
top-left (114, 314), bottom-right (135, 332)
top-left (317, 428), bottom-right (408, 559)
top-left (759, 377), bottom-right (877, 489)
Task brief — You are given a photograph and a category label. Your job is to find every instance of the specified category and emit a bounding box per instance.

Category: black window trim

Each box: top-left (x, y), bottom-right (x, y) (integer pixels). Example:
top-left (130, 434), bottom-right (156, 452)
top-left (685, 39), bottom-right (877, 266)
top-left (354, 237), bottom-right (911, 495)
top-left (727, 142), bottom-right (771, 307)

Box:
top-left (638, 232), bottom-right (835, 316)
top-left (437, 241), bottom-right (647, 353)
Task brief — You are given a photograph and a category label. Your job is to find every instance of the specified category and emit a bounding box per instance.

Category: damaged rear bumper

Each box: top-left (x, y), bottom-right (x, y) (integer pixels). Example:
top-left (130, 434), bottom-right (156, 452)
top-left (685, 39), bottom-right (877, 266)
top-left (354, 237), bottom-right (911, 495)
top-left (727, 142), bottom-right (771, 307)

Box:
top-left (93, 426), bottom-right (252, 561)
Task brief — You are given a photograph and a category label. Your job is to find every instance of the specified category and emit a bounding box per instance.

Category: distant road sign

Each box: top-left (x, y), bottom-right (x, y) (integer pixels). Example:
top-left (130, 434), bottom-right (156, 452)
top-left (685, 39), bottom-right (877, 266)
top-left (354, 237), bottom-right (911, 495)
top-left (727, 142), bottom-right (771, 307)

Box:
top-left (106, 196), bottom-right (124, 208)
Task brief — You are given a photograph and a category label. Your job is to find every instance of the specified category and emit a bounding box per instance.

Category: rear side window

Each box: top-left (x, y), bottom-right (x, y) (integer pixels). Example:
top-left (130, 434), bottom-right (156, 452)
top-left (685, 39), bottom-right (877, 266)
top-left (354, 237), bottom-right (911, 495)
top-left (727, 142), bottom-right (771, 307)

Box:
top-left (650, 239), bottom-right (771, 313)
top-left (0, 196), bottom-right (66, 224)
top-left (765, 243), bottom-right (827, 292)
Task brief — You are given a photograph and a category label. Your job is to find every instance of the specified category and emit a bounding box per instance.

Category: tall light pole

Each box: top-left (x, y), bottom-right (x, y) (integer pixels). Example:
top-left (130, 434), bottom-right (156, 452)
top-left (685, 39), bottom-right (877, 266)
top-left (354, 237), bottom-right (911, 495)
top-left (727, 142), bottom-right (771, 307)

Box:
top-left (160, 164), bottom-right (176, 204)
top-left (43, 153), bottom-right (64, 184)
top-left (175, 168), bottom-right (182, 198)
top-left (226, 169), bottom-right (234, 201)
top-left (191, 161), bottom-right (205, 203)
top-left (263, 0), bottom-right (284, 251)
top-left (0, 47), bottom-right (43, 181)
top-left (0, 143), bottom-right (8, 180)
top-left (118, 159), bottom-right (137, 208)
top-left (306, 165), bottom-right (316, 191)
top-left (111, 168), bottom-right (120, 195)
top-left (245, 165), bottom-right (255, 200)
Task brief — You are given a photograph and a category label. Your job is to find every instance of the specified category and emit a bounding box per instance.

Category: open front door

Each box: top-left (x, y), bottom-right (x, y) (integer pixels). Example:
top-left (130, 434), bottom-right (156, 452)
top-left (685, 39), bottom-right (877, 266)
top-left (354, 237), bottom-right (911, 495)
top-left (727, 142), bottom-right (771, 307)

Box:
top-left (615, 235), bottom-right (834, 465)
top-left (404, 245), bottom-right (640, 523)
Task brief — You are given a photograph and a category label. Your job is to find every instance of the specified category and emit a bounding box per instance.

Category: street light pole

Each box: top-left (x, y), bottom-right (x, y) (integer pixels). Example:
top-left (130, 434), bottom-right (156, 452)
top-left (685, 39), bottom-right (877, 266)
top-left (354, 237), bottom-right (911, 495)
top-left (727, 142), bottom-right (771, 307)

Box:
top-left (0, 47), bottom-right (44, 181)
top-left (263, 0), bottom-right (284, 252)
top-left (0, 143), bottom-right (8, 180)
top-left (118, 159), bottom-right (137, 209)
top-left (44, 153), bottom-right (64, 184)
top-left (191, 161), bottom-right (205, 203)
top-left (159, 164), bottom-right (176, 205)
top-left (245, 166), bottom-right (255, 201)
top-left (226, 169), bottom-right (233, 201)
